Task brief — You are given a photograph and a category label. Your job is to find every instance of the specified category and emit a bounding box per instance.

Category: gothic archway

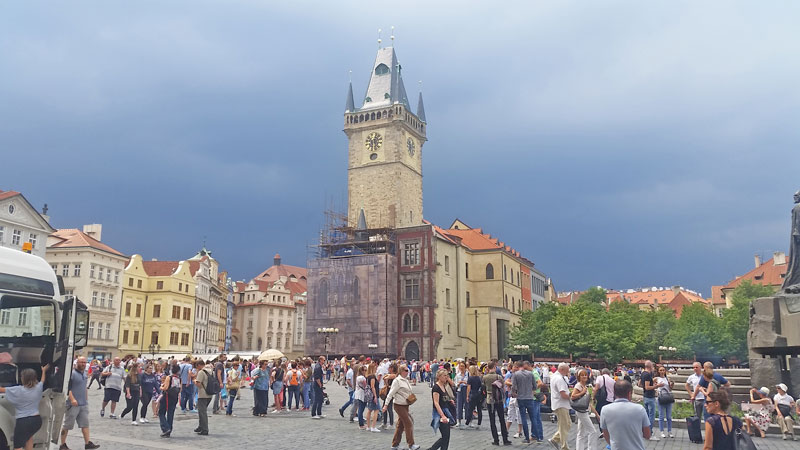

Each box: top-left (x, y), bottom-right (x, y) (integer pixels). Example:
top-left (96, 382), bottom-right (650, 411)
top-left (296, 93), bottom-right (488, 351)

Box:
top-left (404, 340), bottom-right (420, 361)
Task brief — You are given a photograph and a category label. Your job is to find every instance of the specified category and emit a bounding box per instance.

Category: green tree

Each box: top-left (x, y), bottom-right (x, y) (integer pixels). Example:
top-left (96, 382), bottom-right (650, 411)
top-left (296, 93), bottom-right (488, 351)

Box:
top-left (665, 303), bottom-right (726, 359)
top-left (722, 280), bottom-right (775, 361)
top-left (578, 286), bottom-right (607, 303)
top-left (509, 303), bottom-right (558, 354)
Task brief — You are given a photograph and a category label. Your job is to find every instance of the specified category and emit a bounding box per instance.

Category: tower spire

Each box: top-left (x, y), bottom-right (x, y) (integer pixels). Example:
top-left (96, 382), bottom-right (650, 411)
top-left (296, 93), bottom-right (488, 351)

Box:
top-left (345, 80), bottom-right (355, 113)
top-left (417, 89), bottom-right (426, 122)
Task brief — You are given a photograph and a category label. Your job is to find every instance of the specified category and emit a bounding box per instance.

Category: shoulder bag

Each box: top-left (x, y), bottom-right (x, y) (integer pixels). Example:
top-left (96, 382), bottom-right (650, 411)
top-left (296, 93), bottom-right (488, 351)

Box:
top-left (570, 387), bottom-right (590, 413)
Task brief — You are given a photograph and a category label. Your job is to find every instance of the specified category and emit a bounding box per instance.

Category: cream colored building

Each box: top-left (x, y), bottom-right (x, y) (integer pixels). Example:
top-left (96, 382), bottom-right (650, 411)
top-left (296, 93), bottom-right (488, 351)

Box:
top-left (46, 225), bottom-right (127, 359)
top-left (188, 248), bottom-right (225, 353)
top-left (118, 255), bottom-right (196, 357)
top-left (0, 190), bottom-right (54, 258)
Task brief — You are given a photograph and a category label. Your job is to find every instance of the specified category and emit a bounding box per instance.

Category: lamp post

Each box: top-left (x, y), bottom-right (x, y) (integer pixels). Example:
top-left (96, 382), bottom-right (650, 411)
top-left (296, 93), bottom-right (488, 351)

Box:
top-left (513, 344), bottom-right (531, 362)
top-left (317, 327), bottom-right (339, 360)
top-left (148, 343), bottom-right (160, 360)
top-left (368, 343), bottom-right (378, 360)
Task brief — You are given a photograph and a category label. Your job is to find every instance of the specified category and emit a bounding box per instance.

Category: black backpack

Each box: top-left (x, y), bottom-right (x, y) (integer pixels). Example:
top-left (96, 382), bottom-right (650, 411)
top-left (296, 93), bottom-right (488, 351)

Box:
top-left (595, 376), bottom-right (609, 406)
top-left (204, 369), bottom-right (220, 395)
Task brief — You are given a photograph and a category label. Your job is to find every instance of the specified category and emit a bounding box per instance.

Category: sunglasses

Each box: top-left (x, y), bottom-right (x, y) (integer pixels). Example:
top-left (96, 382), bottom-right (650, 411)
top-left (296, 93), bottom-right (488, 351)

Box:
top-left (705, 400), bottom-right (716, 404)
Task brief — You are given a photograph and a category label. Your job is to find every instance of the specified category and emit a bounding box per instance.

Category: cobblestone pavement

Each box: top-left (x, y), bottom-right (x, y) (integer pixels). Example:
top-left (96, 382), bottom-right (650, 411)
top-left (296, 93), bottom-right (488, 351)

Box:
top-left (64, 380), bottom-right (796, 450)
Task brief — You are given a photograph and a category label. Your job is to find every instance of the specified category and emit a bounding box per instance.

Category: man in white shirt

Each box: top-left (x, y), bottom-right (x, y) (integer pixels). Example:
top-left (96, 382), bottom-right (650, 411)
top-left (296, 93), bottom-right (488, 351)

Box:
top-left (600, 380), bottom-right (651, 450)
top-left (773, 383), bottom-right (797, 441)
top-left (548, 363), bottom-right (571, 450)
top-left (338, 364), bottom-right (355, 419)
top-left (685, 362), bottom-right (705, 419)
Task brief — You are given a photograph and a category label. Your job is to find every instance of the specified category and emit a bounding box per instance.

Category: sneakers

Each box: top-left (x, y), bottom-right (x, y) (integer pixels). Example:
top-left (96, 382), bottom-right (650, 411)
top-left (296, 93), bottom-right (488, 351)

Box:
top-left (99, 409), bottom-right (104, 417)
top-left (548, 439), bottom-right (559, 449)
top-left (649, 435), bottom-right (660, 441)
top-left (311, 416), bottom-right (322, 419)
top-left (131, 421), bottom-right (138, 426)
top-left (138, 418), bottom-right (146, 423)
top-left (59, 445), bottom-right (70, 450)
top-left (339, 408), bottom-right (345, 417)
top-left (513, 432), bottom-right (520, 438)
top-left (85, 443), bottom-right (100, 450)
top-left (661, 432), bottom-right (666, 438)
top-left (160, 431), bottom-right (171, 438)
top-left (669, 432), bottom-right (674, 438)
top-left (409, 446), bottom-right (420, 450)
top-left (370, 427), bottom-right (381, 432)
top-left (109, 414), bottom-right (117, 419)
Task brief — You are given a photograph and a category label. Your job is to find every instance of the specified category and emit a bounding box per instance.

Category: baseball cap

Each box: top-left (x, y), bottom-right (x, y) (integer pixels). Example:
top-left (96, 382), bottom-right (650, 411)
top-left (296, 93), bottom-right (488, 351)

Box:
top-left (759, 387), bottom-right (770, 395)
top-left (776, 383), bottom-right (788, 392)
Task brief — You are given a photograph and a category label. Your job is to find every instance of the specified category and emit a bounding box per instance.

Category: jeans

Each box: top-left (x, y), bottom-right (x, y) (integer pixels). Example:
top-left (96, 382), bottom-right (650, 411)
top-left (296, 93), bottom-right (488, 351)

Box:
top-left (287, 385), bottom-right (301, 409)
top-left (659, 401), bottom-right (673, 432)
top-left (456, 389), bottom-right (467, 422)
top-left (254, 389), bottom-right (268, 415)
top-left (212, 392), bottom-right (221, 413)
top-left (158, 395), bottom-right (177, 433)
top-left (312, 384), bottom-right (324, 417)
top-left (575, 411), bottom-right (597, 450)
top-left (356, 399), bottom-right (366, 426)
top-left (530, 399), bottom-right (543, 441)
top-left (180, 384), bottom-right (195, 411)
top-left (121, 392), bottom-right (140, 421)
top-left (694, 398), bottom-right (710, 420)
top-left (643, 397), bottom-right (658, 431)
top-left (302, 382), bottom-right (312, 409)
top-left (226, 389), bottom-right (237, 415)
top-left (340, 390), bottom-right (354, 415)
top-left (196, 397), bottom-right (211, 433)
top-left (383, 399), bottom-right (394, 425)
top-left (517, 398), bottom-right (535, 441)
top-left (487, 403), bottom-right (508, 443)
top-left (465, 395), bottom-right (482, 426)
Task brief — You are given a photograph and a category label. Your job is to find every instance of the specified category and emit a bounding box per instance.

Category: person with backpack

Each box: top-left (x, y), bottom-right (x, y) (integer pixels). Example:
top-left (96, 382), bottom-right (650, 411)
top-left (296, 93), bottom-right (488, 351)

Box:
top-left (483, 361), bottom-right (511, 446)
top-left (194, 360), bottom-right (217, 436)
top-left (286, 362), bottom-right (303, 411)
top-left (158, 364), bottom-right (181, 438)
top-left (594, 368), bottom-right (615, 435)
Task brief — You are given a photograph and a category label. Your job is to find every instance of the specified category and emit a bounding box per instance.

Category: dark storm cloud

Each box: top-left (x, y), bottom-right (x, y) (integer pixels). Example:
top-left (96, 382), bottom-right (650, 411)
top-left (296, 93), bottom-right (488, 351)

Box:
top-left (1, 1), bottom-right (798, 293)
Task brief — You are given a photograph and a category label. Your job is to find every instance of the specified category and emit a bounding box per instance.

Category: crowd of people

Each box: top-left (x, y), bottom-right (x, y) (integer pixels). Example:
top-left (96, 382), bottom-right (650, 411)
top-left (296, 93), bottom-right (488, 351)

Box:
top-left (4, 351), bottom-right (796, 450)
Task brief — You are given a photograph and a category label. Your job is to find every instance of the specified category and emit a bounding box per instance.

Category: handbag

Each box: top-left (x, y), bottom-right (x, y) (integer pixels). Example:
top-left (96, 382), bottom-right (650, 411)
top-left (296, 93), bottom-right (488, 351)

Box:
top-left (734, 428), bottom-right (757, 450)
top-left (570, 390), bottom-right (590, 413)
top-left (658, 390), bottom-right (675, 405)
top-left (406, 393), bottom-right (417, 405)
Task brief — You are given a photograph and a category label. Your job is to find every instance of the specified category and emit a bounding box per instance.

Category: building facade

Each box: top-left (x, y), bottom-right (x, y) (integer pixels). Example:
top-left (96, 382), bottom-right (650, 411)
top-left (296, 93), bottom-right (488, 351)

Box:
top-left (710, 252), bottom-right (788, 316)
top-left (118, 255), bottom-right (196, 357)
top-left (0, 190), bottom-right (54, 258)
top-left (46, 225), bottom-right (127, 359)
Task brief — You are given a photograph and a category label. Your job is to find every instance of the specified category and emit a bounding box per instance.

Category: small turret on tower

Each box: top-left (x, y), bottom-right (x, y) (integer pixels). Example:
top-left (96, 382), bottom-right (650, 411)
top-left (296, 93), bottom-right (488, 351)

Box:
top-left (345, 81), bottom-right (356, 113)
top-left (417, 91), bottom-right (426, 123)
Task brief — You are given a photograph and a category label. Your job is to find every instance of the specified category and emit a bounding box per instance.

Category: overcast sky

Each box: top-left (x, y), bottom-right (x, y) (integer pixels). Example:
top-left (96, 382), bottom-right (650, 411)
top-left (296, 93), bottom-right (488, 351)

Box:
top-left (2, 1), bottom-right (798, 295)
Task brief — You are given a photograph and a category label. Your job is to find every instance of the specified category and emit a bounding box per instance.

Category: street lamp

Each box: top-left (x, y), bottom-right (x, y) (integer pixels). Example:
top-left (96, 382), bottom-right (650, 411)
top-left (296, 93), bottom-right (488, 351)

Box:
top-left (514, 344), bottom-right (531, 362)
top-left (368, 343), bottom-right (378, 360)
top-left (317, 327), bottom-right (339, 360)
top-left (148, 343), bottom-right (160, 359)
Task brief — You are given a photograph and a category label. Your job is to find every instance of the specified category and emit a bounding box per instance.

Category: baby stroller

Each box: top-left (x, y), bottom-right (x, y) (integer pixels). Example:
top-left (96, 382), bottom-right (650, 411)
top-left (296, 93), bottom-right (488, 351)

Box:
top-left (321, 386), bottom-right (330, 405)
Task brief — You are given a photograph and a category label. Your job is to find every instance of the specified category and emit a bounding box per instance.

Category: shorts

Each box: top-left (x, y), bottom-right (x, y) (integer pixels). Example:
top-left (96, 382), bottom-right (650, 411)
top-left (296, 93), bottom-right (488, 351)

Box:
top-left (507, 397), bottom-right (521, 424)
top-left (14, 415), bottom-right (42, 448)
top-left (63, 405), bottom-right (90, 430)
top-left (103, 388), bottom-right (121, 403)
top-left (272, 381), bottom-right (283, 395)
top-left (367, 400), bottom-right (380, 411)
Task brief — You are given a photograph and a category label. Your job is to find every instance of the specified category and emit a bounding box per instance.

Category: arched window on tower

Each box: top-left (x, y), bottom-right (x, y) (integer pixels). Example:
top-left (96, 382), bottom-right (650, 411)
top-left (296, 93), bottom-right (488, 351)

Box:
top-left (403, 314), bottom-right (411, 332)
top-left (485, 263), bottom-right (494, 280)
top-left (412, 314), bottom-right (420, 332)
top-left (371, 112), bottom-right (376, 120)
top-left (318, 279), bottom-right (329, 313)
top-left (352, 277), bottom-right (360, 304)
top-left (375, 63), bottom-right (390, 75)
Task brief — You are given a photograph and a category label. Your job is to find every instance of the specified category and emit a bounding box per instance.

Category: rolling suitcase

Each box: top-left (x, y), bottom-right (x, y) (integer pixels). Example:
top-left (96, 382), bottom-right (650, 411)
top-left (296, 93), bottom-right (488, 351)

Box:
top-left (686, 416), bottom-right (703, 443)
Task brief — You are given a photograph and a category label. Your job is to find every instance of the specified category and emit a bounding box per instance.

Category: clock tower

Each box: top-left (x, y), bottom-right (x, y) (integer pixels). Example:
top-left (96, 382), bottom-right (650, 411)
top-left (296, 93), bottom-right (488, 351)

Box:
top-left (344, 46), bottom-right (427, 230)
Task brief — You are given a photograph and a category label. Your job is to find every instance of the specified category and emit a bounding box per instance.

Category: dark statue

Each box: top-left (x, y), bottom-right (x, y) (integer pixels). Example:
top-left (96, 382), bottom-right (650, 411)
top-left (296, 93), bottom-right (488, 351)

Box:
top-left (782, 190), bottom-right (800, 293)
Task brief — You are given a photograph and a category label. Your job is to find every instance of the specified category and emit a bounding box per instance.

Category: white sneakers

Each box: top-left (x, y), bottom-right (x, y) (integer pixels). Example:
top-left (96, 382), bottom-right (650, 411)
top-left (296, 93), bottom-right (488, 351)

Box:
top-left (661, 432), bottom-right (666, 438)
top-left (138, 418), bottom-right (149, 423)
top-left (131, 421), bottom-right (138, 426)
top-left (649, 435), bottom-right (660, 441)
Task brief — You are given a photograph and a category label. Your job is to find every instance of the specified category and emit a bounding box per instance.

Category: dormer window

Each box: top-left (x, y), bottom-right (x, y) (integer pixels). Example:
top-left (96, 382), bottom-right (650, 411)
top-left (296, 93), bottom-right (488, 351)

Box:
top-left (384, 93), bottom-right (390, 99)
top-left (375, 63), bottom-right (390, 75)
top-left (365, 96), bottom-right (372, 103)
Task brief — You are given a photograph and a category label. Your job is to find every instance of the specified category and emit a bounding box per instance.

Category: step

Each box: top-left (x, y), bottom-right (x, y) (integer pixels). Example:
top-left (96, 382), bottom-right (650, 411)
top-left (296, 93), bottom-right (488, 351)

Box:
top-left (676, 368), bottom-right (751, 377)
top-left (670, 375), bottom-right (752, 385)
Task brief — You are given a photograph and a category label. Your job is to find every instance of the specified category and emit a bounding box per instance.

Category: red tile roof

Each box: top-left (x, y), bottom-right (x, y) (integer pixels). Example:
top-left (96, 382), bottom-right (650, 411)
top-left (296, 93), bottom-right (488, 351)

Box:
top-left (140, 260), bottom-right (199, 277)
top-left (48, 228), bottom-right (126, 257)
top-left (432, 221), bottom-right (533, 266)
top-left (723, 257), bottom-right (787, 290)
top-left (255, 263), bottom-right (308, 284)
top-left (0, 190), bottom-right (20, 201)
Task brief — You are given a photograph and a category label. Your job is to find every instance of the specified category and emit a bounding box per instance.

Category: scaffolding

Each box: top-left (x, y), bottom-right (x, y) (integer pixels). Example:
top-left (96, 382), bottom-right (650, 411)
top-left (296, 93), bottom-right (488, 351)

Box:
top-left (310, 208), bottom-right (396, 259)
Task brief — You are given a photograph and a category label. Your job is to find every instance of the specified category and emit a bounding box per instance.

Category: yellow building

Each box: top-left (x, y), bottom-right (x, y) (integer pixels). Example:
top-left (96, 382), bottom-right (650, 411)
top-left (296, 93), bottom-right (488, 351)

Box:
top-left (432, 220), bottom-right (537, 360)
top-left (118, 255), bottom-right (196, 357)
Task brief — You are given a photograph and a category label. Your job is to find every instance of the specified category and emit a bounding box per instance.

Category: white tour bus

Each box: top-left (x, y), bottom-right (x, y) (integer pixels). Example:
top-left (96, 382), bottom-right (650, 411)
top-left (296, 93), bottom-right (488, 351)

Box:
top-left (0, 247), bottom-right (88, 450)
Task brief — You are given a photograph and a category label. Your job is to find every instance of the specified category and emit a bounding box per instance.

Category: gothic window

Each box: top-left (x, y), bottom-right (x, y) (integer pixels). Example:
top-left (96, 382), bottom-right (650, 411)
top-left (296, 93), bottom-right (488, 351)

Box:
top-left (403, 314), bottom-right (411, 332)
top-left (411, 314), bottom-right (420, 332)
top-left (359, 114), bottom-right (364, 122)
top-left (375, 63), bottom-right (390, 75)
top-left (486, 263), bottom-right (494, 280)
top-left (352, 277), bottom-right (360, 304)
top-left (371, 112), bottom-right (376, 120)
top-left (318, 279), bottom-right (329, 312)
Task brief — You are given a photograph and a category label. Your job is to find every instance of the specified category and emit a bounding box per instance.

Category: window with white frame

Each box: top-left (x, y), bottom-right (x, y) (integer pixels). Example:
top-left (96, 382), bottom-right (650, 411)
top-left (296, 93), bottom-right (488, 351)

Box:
top-left (12, 229), bottom-right (21, 246)
top-left (0, 310), bottom-right (10, 325)
top-left (114, 271), bottom-right (119, 283)
top-left (61, 264), bottom-right (69, 277)
top-left (0, 226), bottom-right (4, 243)
top-left (108, 294), bottom-right (113, 309)
top-left (18, 307), bottom-right (27, 326)
top-left (88, 322), bottom-right (95, 339)
top-left (73, 264), bottom-right (81, 277)
top-left (90, 265), bottom-right (95, 278)
top-left (98, 267), bottom-right (104, 281)
top-left (106, 270), bottom-right (111, 282)
top-left (28, 233), bottom-right (37, 249)
top-left (403, 242), bottom-right (420, 266)
top-left (43, 320), bottom-right (51, 335)
top-left (105, 323), bottom-right (111, 340)
top-left (91, 291), bottom-right (97, 306)
top-left (100, 292), bottom-right (106, 307)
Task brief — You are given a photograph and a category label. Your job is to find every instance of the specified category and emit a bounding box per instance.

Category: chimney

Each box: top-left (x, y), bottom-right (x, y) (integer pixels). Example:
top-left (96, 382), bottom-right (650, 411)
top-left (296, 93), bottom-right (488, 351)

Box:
top-left (274, 253), bottom-right (281, 266)
top-left (41, 204), bottom-right (50, 224)
top-left (754, 254), bottom-right (761, 268)
top-left (774, 251), bottom-right (786, 266)
top-left (83, 224), bottom-right (102, 241)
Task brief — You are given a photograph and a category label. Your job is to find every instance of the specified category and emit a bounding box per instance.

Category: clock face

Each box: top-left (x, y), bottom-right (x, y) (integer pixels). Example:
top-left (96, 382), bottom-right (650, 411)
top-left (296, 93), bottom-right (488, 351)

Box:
top-left (407, 138), bottom-right (416, 157)
top-left (365, 132), bottom-right (383, 151)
